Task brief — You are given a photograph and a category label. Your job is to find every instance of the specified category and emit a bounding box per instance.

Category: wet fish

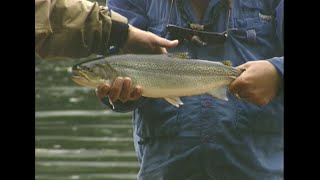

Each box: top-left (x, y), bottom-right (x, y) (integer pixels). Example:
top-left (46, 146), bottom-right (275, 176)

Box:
top-left (71, 54), bottom-right (244, 107)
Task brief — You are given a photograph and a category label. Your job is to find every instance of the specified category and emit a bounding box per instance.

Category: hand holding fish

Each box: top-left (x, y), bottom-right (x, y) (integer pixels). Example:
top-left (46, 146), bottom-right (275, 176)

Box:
top-left (229, 60), bottom-right (281, 106)
top-left (120, 25), bottom-right (179, 54)
top-left (95, 77), bottom-right (142, 103)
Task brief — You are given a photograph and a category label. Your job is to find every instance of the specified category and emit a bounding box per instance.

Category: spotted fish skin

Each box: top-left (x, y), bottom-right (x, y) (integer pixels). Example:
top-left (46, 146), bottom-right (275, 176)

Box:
top-left (71, 54), bottom-right (243, 107)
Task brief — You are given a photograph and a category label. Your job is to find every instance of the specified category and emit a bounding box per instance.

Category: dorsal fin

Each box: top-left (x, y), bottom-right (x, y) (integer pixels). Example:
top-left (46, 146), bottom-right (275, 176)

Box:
top-left (221, 60), bottom-right (233, 66)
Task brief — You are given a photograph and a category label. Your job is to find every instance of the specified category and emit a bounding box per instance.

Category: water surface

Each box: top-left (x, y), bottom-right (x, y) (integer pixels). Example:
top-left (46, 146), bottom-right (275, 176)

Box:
top-left (35, 56), bottom-right (138, 180)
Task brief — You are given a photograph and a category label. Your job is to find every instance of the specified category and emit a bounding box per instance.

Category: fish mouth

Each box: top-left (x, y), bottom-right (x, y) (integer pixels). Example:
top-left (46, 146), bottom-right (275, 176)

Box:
top-left (71, 75), bottom-right (88, 86)
top-left (71, 70), bottom-right (106, 88)
top-left (71, 70), bottom-right (96, 88)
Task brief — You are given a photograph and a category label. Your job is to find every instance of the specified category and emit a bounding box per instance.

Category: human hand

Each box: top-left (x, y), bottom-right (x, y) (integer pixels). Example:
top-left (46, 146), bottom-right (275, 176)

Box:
top-left (95, 77), bottom-right (142, 103)
top-left (121, 25), bottom-right (179, 54)
top-left (229, 60), bottom-right (281, 106)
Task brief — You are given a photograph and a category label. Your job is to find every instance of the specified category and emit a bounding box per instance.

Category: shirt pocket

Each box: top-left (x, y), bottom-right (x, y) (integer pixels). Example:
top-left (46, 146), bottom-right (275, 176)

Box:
top-left (235, 0), bottom-right (274, 32)
top-left (240, 0), bottom-right (262, 18)
top-left (230, 0), bottom-right (276, 57)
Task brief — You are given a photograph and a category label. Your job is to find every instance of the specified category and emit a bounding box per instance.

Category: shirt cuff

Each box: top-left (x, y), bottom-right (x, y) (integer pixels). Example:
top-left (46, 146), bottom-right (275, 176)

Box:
top-left (108, 20), bottom-right (129, 48)
top-left (267, 56), bottom-right (284, 78)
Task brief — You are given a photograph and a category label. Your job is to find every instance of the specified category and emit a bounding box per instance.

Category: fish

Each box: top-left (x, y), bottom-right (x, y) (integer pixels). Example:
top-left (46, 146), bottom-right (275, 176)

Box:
top-left (71, 54), bottom-right (244, 107)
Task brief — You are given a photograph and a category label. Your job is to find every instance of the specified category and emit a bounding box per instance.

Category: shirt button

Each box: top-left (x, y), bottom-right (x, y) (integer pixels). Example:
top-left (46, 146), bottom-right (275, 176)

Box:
top-left (201, 100), bottom-right (212, 107)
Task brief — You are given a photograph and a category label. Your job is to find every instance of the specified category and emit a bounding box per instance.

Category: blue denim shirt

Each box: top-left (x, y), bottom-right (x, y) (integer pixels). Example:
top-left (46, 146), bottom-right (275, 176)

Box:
top-left (105, 0), bottom-right (284, 179)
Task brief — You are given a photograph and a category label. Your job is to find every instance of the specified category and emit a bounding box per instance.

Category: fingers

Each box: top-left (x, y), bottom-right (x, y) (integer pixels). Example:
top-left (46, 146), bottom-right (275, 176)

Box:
top-left (229, 75), bottom-right (245, 96)
top-left (119, 77), bottom-right (132, 102)
top-left (153, 34), bottom-right (179, 53)
top-left (109, 77), bottom-right (124, 102)
top-left (228, 72), bottom-right (258, 105)
top-left (149, 32), bottom-right (179, 48)
top-left (229, 77), bottom-right (270, 106)
top-left (230, 61), bottom-right (278, 106)
top-left (248, 97), bottom-right (269, 106)
top-left (130, 85), bottom-right (142, 100)
top-left (124, 25), bottom-right (178, 54)
top-left (153, 36), bottom-right (179, 49)
top-left (151, 38), bottom-right (178, 54)
top-left (238, 93), bottom-right (269, 106)
top-left (96, 77), bottom-right (142, 103)
top-left (96, 84), bottom-right (110, 99)
top-left (229, 62), bottom-right (251, 95)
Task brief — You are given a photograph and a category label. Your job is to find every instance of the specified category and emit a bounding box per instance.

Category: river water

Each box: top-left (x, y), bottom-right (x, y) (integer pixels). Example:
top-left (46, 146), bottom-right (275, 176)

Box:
top-left (35, 57), bottom-right (139, 180)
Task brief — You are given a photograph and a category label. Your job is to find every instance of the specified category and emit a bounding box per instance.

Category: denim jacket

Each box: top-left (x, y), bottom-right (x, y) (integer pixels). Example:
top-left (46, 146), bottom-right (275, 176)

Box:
top-left (105, 0), bottom-right (283, 179)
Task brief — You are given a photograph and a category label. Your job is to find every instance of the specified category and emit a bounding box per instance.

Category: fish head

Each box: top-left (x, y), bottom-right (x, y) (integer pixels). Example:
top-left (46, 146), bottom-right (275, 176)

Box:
top-left (71, 60), bottom-right (115, 88)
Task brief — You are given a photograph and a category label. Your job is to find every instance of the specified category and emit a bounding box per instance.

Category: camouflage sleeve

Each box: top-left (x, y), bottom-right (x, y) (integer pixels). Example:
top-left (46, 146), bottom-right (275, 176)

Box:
top-left (35, 0), bottom-right (128, 59)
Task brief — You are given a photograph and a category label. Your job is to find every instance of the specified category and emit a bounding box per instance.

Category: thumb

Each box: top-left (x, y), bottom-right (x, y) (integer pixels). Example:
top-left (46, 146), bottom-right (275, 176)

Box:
top-left (229, 73), bottom-right (245, 95)
top-left (229, 77), bottom-right (241, 94)
top-left (229, 63), bottom-right (249, 95)
top-left (154, 37), bottom-right (179, 48)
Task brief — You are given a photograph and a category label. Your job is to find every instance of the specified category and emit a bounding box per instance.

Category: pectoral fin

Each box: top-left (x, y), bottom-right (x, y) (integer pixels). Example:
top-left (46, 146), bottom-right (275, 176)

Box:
top-left (164, 97), bottom-right (184, 107)
top-left (206, 86), bottom-right (228, 101)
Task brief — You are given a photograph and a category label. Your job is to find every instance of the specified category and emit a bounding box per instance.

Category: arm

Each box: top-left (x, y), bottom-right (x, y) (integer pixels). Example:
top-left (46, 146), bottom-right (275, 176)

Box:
top-left (35, 0), bottom-right (128, 59)
top-left (35, 0), bottom-right (177, 59)
top-left (95, 0), bottom-right (151, 112)
top-left (229, 0), bottom-right (284, 106)
top-left (267, 0), bottom-right (284, 78)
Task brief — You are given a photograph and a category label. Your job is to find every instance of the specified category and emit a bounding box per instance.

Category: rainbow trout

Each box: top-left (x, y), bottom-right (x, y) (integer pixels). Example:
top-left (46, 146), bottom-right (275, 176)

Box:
top-left (71, 54), bottom-right (244, 107)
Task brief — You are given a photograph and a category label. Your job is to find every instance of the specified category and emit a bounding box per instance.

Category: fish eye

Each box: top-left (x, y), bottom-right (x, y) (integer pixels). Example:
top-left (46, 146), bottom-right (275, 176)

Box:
top-left (73, 65), bottom-right (80, 70)
top-left (82, 66), bottom-right (90, 71)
